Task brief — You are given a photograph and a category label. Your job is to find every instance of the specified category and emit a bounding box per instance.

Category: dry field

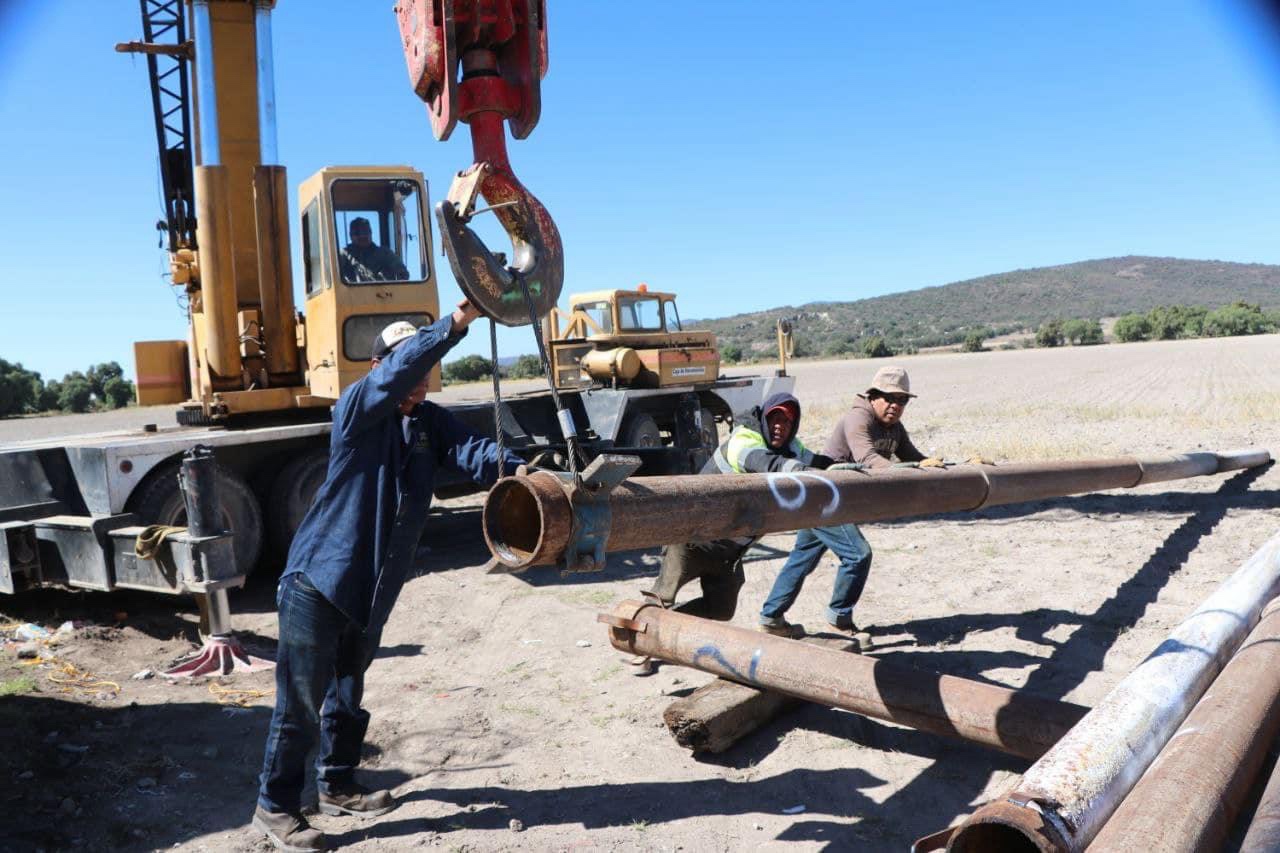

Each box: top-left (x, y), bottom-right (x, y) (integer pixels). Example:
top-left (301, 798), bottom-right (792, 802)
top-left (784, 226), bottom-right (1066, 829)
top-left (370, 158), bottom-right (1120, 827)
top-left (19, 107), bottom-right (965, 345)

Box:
top-left (2, 334), bottom-right (1278, 852)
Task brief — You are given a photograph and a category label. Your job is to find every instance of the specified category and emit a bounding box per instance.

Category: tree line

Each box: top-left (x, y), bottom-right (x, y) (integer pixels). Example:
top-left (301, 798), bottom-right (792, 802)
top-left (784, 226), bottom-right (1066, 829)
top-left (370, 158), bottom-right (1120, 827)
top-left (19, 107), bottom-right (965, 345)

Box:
top-left (1111, 301), bottom-right (1278, 343)
top-left (441, 353), bottom-right (544, 385)
top-left (0, 360), bottom-right (135, 418)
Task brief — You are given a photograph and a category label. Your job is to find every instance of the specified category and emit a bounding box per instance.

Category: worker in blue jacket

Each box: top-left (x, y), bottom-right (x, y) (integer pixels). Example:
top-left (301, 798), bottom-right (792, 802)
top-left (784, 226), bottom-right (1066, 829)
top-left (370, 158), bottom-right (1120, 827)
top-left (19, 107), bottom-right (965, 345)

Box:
top-left (254, 300), bottom-right (525, 853)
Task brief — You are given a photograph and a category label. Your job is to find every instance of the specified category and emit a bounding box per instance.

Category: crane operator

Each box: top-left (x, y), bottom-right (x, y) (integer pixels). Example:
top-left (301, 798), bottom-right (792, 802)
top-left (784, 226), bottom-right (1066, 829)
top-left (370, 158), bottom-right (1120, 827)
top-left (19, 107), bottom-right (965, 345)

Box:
top-left (340, 216), bottom-right (411, 282)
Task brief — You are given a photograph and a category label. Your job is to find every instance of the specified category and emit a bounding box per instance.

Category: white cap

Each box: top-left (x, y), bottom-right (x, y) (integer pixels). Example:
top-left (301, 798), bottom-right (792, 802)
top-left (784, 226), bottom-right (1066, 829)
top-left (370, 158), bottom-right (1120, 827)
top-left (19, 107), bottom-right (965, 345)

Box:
top-left (371, 321), bottom-right (418, 360)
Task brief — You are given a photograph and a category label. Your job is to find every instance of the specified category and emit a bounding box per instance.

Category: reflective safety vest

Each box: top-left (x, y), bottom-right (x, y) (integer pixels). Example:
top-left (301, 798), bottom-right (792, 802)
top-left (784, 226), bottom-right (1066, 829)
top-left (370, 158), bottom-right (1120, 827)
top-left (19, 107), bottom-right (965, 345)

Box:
top-left (712, 425), bottom-right (815, 474)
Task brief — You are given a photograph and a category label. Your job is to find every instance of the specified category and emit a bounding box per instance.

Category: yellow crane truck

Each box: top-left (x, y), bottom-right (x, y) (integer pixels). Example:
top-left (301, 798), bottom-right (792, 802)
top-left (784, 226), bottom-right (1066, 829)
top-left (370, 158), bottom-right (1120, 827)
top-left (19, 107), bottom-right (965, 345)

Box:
top-left (0, 0), bottom-right (790, 599)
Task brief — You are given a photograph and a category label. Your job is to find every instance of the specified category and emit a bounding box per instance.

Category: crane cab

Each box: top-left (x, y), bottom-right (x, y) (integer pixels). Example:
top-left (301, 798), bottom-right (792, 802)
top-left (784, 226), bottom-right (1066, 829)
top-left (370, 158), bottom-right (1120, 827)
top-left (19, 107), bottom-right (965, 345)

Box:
top-left (297, 166), bottom-right (441, 400)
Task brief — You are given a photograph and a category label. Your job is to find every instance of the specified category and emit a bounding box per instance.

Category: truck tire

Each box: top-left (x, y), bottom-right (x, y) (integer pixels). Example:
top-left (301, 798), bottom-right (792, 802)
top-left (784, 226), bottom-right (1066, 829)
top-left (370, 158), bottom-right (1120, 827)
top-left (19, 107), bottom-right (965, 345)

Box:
top-left (620, 413), bottom-right (661, 448)
top-left (267, 449), bottom-right (329, 561)
top-left (126, 462), bottom-right (264, 576)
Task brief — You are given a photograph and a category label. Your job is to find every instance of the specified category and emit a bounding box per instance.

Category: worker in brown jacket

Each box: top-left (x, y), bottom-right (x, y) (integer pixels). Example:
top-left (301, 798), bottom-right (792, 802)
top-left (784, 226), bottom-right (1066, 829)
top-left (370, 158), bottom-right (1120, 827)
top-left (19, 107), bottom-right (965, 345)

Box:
top-left (759, 366), bottom-right (938, 645)
top-left (824, 365), bottom-right (927, 468)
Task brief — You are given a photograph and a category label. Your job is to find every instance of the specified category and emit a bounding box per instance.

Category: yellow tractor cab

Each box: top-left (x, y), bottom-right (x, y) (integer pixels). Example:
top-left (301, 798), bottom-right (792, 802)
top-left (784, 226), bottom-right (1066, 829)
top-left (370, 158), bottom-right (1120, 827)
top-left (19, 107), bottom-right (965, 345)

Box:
top-left (546, 285), bottom-right (721, 389)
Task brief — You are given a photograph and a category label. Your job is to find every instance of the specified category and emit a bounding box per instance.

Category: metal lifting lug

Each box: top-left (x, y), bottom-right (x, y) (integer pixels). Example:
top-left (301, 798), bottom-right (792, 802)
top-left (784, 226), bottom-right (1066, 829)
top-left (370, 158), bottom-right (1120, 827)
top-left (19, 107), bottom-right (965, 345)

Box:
top-left (436, 159), bottom-right (563, 326)
top-left (554, 453), bottom-right (640, 573)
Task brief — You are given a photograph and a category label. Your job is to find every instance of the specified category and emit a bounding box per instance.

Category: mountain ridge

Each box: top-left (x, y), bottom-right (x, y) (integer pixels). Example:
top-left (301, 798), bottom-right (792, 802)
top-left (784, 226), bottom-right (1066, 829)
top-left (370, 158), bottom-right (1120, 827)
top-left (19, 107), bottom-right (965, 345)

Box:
top-left (690, 255), bottom-right (1280, 355)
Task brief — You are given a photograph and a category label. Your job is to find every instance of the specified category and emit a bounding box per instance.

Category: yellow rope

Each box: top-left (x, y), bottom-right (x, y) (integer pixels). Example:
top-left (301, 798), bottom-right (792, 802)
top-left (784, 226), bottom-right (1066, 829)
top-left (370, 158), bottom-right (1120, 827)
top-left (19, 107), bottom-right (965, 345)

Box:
top-left (23, 656), bottom-right (122, 695)
top-left (209, 682), bottom-right (271, 707)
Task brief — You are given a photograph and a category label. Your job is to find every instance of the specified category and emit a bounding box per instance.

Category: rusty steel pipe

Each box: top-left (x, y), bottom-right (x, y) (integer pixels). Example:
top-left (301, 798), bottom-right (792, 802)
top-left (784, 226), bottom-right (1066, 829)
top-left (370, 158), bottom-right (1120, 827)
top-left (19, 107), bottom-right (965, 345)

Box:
top-left (600, 601), bottom-right (1089, 760)
top-left (1239, 742), bottom-right (1280, 851)
top-left (485, 449), bottom-right (1270, 569)
top-left (947, 529), bottom-right (1280, 853)
top-left (1087, 599), bottom-right (1280, 852)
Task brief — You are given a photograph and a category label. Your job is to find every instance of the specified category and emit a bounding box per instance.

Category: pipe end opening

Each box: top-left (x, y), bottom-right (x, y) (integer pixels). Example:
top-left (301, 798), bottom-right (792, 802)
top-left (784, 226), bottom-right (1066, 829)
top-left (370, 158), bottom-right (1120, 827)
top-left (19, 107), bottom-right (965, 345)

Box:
top-left (484, 478), bottom-right (544, 568)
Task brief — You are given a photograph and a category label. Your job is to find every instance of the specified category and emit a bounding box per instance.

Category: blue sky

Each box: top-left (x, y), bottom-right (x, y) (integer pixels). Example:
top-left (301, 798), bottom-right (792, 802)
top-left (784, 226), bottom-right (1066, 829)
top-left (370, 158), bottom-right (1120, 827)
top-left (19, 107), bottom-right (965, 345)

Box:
top-left (3, 1), bottom-right (1280, 382)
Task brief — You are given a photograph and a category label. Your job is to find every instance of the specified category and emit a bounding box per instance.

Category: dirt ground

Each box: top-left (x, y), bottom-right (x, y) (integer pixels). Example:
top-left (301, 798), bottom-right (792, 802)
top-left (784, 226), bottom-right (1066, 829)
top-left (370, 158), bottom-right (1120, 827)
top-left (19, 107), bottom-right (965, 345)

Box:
top-left (2, 334), bottom-right (1278, 853)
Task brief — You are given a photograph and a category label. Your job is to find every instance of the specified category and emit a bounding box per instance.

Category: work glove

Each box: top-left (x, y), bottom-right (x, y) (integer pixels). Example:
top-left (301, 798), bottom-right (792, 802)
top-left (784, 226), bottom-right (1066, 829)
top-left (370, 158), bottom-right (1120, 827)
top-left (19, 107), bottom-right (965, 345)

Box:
top-left (523, 449), bottom-right (567, 473)
top-left (809, 453), bottom-right (835, 470)
top-left (918, 457), bottom-right (946, 468)
top-left (965, 455), bottom-right (995, 465)
top-left (827, 462), bottom-right (868, 472)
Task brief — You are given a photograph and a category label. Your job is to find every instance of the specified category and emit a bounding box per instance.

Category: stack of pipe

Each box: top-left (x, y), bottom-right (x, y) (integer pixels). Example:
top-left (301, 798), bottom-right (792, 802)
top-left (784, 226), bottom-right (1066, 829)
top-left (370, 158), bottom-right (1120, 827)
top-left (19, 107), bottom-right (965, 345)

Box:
top-left (944, 528), bottom-right (1280, 852)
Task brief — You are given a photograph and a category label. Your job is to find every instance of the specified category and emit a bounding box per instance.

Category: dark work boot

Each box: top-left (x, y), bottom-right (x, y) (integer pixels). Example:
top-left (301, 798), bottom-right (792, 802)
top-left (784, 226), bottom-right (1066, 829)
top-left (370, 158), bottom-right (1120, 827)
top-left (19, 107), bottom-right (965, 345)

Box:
top-left (252, 805), bottom-right (329, 852)
top-left (318, 782), bottom-right (396, 817)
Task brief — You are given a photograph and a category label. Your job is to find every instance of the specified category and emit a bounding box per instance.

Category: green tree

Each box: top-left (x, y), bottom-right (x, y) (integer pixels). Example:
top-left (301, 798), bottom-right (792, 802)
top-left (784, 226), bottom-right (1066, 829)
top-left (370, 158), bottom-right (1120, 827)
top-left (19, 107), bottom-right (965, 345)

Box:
top-left (1113, 313), bottom-right (1151, 342)
top-left (1062, 318), bottom-right (1103, 345)
top-left (504, 354), bottom-right (544, 379)
top-left (1035, 320), bottom-right (1064, 348)
top-left (1147, 304), bottom-right (1206, 340)
top-left (862, 337), bottom-right (894, 358)
top-left (822, 339), bottom-right (855, 358)
top-left (81, 362), bottom-right (134, 409)
top-left (38, 379), bottom-right (62, 412)
top-left (102, 376), bottom-right (135, 409)
top-left (1203, 301), bottom-right (1273, 338)
top-left (961, 332), bottom-right (986, 353)
top-left (720, 343), bottom-right (743, 364)
top-left (0, 359), bottom-right (41, 417)
top-left (57, 375), bottom-right (94, 413)
top-left (442, 354), bottom-right (494, 384)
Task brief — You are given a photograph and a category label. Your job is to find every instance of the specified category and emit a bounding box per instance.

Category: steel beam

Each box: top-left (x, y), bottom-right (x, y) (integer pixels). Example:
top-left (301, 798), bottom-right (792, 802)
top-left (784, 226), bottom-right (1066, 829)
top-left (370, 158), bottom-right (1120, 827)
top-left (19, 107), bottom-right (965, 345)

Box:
top-left (600, 601), bottom-right (1089, 760)
top-left (485, 450), bottom-right (1270, 570)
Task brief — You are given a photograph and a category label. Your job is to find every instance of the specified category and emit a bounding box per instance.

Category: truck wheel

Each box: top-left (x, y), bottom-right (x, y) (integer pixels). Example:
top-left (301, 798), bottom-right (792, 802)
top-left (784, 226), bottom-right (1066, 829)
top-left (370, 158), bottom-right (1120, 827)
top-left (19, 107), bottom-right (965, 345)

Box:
top-left (620, 413), bottom-right (661, 448)
top-left (126, 462), bottom-right (264, 576)
top-left (268, 449), bottom-right (329, 560)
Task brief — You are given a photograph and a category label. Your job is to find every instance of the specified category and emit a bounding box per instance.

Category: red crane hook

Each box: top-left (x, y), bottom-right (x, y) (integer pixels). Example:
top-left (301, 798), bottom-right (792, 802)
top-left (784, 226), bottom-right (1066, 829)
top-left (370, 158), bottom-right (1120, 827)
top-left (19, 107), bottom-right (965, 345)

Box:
top-left (396, 0), bottom-right (563, 326)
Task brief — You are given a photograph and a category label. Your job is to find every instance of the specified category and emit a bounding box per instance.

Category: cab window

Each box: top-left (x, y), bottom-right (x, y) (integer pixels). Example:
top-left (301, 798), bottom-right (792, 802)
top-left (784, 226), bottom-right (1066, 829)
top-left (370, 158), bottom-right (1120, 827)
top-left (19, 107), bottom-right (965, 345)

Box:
top-left (301, 198), bottom-right (326, 296)
top-left (576, 300), bottom-right (614, 334)
top-left (664, 299), bottom-right (684, 332)
top-left (331, 179), bottom-right (429, 285)
top-left (618, 296), bottom-right (664, 331)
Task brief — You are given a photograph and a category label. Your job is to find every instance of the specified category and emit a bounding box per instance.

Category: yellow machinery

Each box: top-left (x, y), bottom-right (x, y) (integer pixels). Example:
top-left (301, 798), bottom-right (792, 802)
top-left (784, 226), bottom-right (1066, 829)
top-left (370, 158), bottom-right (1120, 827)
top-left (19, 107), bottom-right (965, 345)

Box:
top-left (546, 285), bottom-right (721, 390)
top-left (125, 1), bottom-right (438, 422)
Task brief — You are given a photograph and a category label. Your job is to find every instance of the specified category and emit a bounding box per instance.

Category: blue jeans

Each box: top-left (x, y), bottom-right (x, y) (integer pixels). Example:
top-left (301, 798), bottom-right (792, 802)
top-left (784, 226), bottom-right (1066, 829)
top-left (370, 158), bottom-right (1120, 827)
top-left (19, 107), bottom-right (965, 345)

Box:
top-left (257, 572), bottom-right (381, 814)
top-left (760, 524), bottom-right (872, 626)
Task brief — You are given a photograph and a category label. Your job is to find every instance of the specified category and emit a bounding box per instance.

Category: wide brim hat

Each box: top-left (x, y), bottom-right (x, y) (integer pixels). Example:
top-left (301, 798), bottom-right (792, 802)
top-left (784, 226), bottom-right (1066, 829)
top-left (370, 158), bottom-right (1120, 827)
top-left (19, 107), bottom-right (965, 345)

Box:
top-left (863, 365), bottom-right (916, 398)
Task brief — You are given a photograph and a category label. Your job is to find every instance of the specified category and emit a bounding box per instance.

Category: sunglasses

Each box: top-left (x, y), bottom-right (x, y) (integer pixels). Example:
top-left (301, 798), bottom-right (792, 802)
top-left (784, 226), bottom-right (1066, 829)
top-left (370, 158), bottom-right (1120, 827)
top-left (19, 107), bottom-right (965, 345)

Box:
top-left (876, 394), bottom-right (911, 406)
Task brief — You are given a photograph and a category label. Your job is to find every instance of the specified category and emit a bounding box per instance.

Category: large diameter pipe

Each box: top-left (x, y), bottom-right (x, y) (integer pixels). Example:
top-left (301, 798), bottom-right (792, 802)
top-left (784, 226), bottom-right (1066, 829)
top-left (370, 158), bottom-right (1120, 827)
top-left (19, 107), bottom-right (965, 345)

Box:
top-left (601, 601), bottom-right (1089, 760)
top-left (485, 450), bottom-right (1270, 569)
top-left (253, 165), bottom-right (299, 378)
top-left (193, 164), bottom-right (242, 381)
top-left (1240, 738), bottom-right (1280, 851)
top-left (947, 529), bottom-right (1280, 853)
top-left (1087, 598), bottom-right (1280, 852)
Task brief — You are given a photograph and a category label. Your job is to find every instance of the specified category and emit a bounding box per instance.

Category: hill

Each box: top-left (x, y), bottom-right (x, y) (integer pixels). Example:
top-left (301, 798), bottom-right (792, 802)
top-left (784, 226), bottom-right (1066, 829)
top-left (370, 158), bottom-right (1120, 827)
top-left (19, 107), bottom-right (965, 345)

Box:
top-left (692, 256), bottom-right (1280, 357)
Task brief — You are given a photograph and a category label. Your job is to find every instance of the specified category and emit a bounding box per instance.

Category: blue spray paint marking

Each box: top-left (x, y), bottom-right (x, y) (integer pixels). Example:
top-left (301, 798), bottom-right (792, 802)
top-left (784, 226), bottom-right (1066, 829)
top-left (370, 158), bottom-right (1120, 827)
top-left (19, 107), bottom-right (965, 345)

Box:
top-left (692, 644), bottom-right (763, 684)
